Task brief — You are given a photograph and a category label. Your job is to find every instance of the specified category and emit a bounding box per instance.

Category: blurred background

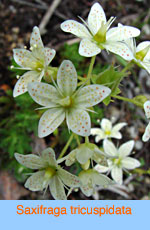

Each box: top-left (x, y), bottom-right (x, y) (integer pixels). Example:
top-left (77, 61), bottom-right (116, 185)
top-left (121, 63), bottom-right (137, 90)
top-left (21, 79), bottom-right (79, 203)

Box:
top-left (0, 0), bottom-right (150, 200)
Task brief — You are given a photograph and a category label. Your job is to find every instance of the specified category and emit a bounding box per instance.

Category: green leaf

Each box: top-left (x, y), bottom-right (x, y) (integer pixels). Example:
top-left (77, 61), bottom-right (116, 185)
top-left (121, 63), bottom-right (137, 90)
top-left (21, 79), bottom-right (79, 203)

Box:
top-left (93, 65), bottom-right (125, 105)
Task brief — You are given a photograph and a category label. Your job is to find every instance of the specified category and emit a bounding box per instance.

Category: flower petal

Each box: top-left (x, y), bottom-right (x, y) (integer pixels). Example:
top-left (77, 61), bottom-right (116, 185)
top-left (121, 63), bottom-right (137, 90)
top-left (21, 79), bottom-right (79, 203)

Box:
top-left (136, 41), bottom-right (150, 53)
top-left (13, 71), bottom-right (42, 97)
top-left (88, 2), bottom-right (106, 35)
top-left (28, 82), bottom-right (60, 107)
top-left (81, 183), bottom-right (93, 197)
top-left (13, 49), bottom-right (36, 69)
top-left (49, 176), bottom-right (67, 200)
top-left (41, 148), bottom-right (57, 167)
top-left (142, 122), bottom-right (150, 142)
top-left (79, 39), bottom-right (101, 57)
top-left (111, 122), bottom-right (127, 139)
top-left (15, 153), bottom-right (46, 169)
top-left (30, 26), bottom-right (44, 48)
top-left (57, 60), bottom-right (77, 96)
top-left (92, 170), bottom-right (113, 186)
top-left (118, 140), bottom-right (134, 157)
top-left (65, 149), bottom-right (77, 166)
top-left (107, 26), bottom-right (140, 41)
top-left (66, 109), bottom-right (91, 136)
top-left (58, 168), bottom-right (80, 188)
top-left (104, 41), bottom-right (134, 61)
top-left (103, 139), bottom-right (118, 157)
top-left (79, 171), bottom-right (93, 197)
top-left (110, 131), bottom-right (122, 139)
top-left (101, 118), bottom-right (112, 131)
top-left (112, 122), bottom-right (127, 132)
top-left (61, 20), bottom-right (92, 38)
top-left (95, 164), bottom-right (109, 173)
top-left (111, 166), bottom-right (123, 184)
top-left (90, 128), bottom-right (105, 142)
top-left (76, 85), bottom-right (111, 108)
top-left (122, 157), bottom-right (140, 170)
top-left (38, 108), bottom-right (65, 138)
top-left (76, 145), bottom-right (93, 164)
top-left (144, 101), bottom-right (150, 119)
top-left (25, 171), bottom-right (45, 191)
top-left (141, 62), bottom-right (150, 74)
top-left (44, 48), bottom-right (56, 65)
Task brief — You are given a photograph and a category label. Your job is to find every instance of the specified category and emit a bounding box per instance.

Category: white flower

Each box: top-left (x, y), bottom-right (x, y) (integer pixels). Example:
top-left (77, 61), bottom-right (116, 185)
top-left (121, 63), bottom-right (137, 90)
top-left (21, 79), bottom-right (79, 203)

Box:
top-left (65, 143), bottom-right (107, 168)
top-left (13, 26), bottom-right (56, 97)
top-left (91, 118), bottom-right (127, 142)
top-left (116, 36), bottom-right (150, 74)
top-left (142, 100), bottom-right (150, 142)
top-left (79, 169), bottom-right (113, 197)
top-left (95, 140), bottom-right (140, 184)
top-left (60, 2), bottom-right (140, 57)
top-left (28, 60), bottom-right (111, 138)
top-left (15, 148), bottom-right (80, 200)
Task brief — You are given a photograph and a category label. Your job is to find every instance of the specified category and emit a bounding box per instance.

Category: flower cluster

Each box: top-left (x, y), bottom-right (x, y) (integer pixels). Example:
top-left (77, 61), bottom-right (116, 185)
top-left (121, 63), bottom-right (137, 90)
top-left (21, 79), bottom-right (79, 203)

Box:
top-left (12, 2), bottom-right (149, 200)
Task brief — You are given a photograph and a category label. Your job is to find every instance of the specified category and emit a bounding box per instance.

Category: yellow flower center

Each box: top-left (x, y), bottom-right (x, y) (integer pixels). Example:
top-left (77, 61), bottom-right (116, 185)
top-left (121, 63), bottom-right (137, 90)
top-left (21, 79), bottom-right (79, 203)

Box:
top-left (34, 61), bottom-right (44, 72)
top-left (135, 45), bottom-right (150, 61)
top-left (105, 130), bottom-right (111, 135)
top-left (113, 158), bottom-right (122, 167)
top-left (93, 21), bottom-right (107, 44)
top-left (44, 167), bottom-right (56, 180)
top-left (58, 96), bottom-right (73, 108)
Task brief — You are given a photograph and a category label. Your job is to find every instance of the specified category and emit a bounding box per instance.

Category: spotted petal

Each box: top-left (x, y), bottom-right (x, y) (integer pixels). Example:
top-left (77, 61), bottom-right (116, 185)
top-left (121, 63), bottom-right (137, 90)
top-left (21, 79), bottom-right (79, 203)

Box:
top-left (118, 140), bottom-right (134, 157)
top-left (79, 39), bottom-right (101, 57)
top-left (111, 166), bottom-right (123, 184)
top-left (13, 71), bottom-right (42, 97)
top-left (104, 41), bottom-right (134, 61)
top-left (61, 20), bottom-right (92, 39)
top-left (144, 101), bottom-right (150, 119)
top-left (25, 171), bottom-right (45, 191)
top-left (92, 170), bottom-right (113, 186)
top-left (142, 122), bottom-right (150, 142)
top-left (49, 176), bottom-right (67, 200)
top-left (15, 153), bottom-right (46, 169)
top-left (13, 49), bottom-right (37, 69)
top-left (66, 109), bottom-right (91, 136)
top-left (57, 60), bottom-right (77, 96)
top-left (41, 148), bottom-right (57, 167)
top-left (30, 26), bottom-right (44, 48)
top-left (65, 149), bottom-right (77, 166)
top-left (44, 48), bottom-right (56, 65)
top-left (38, 108), bottom-right (65, 138)
top-left (107, 26), bottom-right (140, 42)
top-left (28, 82), bottom-right (60, 107)
top-left (58, 168), bottom-right (80, 188)
top-left (88, 2), bottom-right (106, 35)
top-left (76, 85), bottom-right (111, 108)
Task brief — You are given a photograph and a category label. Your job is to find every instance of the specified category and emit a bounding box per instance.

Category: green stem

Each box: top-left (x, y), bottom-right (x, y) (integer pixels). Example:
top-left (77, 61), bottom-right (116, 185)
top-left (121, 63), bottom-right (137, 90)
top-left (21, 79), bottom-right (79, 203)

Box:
top-left (74, 134), bottom-right (80, 146)
top-left (86, 55), bottom-right (96, 85)
top-left (111, 61), bottom-right (134, 93)
top-left (112, 95), bottom-right (143, 108)
top-left (121, 61), bottom-right (134, 73)
top-left (85, 136), bottom-right (89, 143)
top-left (58, 133), bottom-right (74, 159)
